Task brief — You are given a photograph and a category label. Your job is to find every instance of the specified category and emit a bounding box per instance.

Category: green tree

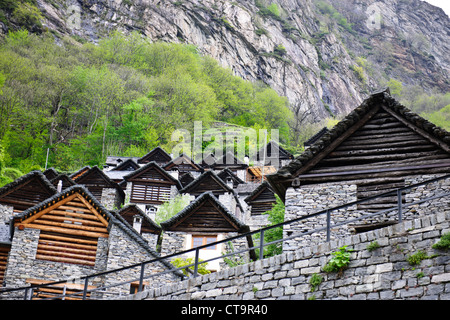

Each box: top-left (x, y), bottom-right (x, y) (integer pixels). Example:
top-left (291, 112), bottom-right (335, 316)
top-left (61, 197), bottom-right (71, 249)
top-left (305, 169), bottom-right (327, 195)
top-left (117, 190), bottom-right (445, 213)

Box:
top-left (155, 194), bottom-right (191, 225)
top-left (255, 195), bottom-right (285, 258)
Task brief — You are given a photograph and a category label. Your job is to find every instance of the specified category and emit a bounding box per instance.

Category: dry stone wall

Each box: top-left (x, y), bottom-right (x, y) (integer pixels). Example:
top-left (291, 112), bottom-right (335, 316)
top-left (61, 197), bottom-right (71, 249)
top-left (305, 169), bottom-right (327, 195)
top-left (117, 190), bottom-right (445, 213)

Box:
top-left (282, 174), bottom-right (450, 253)
top-left (124, 210), bottom-right (450, 300)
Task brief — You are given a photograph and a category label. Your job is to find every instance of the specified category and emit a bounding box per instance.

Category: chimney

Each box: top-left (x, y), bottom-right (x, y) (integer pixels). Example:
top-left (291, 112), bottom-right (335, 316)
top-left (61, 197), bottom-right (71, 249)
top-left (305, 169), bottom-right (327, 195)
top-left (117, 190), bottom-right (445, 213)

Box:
top-left (133, 215), bottom-right (142, 233)
top-left (57, 180), bottom-right (63, 192)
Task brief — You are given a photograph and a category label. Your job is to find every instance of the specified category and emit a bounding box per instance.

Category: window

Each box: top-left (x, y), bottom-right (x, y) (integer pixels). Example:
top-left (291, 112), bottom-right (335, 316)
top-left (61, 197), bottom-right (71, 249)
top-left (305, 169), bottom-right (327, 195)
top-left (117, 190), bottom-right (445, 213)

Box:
top-left (192, 235), bottom-right (217, 250)
top-left (131, 183), bottom-right (171, 204)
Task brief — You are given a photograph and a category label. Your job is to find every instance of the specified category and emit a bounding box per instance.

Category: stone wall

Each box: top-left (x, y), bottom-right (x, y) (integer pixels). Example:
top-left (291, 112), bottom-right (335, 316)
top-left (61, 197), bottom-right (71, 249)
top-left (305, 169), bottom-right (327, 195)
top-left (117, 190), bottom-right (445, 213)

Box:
top-left (0, 204), bottom-right (13, 225)
top-left (3, 227), bottom-right (108, 299)
top-left (282, 174), bottom-right (450, 253)
top-left (101, 188), bottom-right (121, 210)
top-left (124, 210), bottom-right (450, 300)
top-left (101, 224), bottom-right (181, 298)
top-left (2, 222), bottom-right (181, 299)
top-left (160, 231), bottom-right (252, 273)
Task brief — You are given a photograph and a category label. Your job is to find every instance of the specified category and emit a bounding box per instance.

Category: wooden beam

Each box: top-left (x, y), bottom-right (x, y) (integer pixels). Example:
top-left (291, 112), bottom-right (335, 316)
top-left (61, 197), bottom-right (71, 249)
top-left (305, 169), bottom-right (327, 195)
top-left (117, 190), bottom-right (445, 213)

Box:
top-left (291, 162), bottom-right (450, 180)
top-left (293, 104), bottom-right (381, 177)
top-left (20, 193), bottom-right (78, 225)
top-left (31, 219), bottom-right (108, 233)
top-left (381, 105), bottom-right (450, 153)
top-left (40, 233), bottom-right (98, 245)
top-left (19, 223), bottom-right (108, 238)
top-left (75, 195), bottom-right (109, 227)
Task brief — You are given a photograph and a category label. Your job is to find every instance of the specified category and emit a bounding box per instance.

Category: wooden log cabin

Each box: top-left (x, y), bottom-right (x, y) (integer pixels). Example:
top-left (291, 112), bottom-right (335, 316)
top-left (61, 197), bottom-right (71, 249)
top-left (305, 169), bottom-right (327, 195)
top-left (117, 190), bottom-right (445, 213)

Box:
top-left (159, 191), bottom-right (253, 272)
top-left (0, 171), bottom-right (58, 215)
top-left (71, 166), bottom-right (125, 210)
top-left (163, 154), bottom-right (204, 177)
top-left (137, 146), bottom-right (172, 166)
top-left (255, 140), bottom-right (294, 168)
top-left (2, 185), bottom-right (182, 299)
top-left (123, 161), bottom-right (181, 212)
top-left (210, 151), bottom-right (248, 181)
top-left (115, 204), bottom-right (162, 249)
top-left (244, 181), bottom-right (277, 230)
top-left (267, 89), bottom-right (450, 240)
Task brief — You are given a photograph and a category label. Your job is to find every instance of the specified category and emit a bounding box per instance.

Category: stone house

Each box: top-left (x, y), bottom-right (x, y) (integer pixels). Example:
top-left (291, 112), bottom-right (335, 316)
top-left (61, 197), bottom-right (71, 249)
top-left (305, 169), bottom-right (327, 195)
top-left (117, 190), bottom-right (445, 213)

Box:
top-left (178, 170), bottom-right (243, 220)
top-left (123, 161), bottom-right (181, 219)
top-left (267, 89), bottom-right (450, 252)
top-left (210, 151), bottom-right (248, 182)
top-left (2, 185), bottom-right (183, 299)
top-left (255, 140), bottom-right (294, 169)
top-left (244, 181), bottom-right (277, 230)
top-left (163, 153), bottom-right (204, 178)
top-left (0, 171), bottom-right (59, 287)
top-left (159, 191), bottom-right (253, 272)
top-left (116, 204), bottom-right (162, 250)
top-left (137, 146), bottom-right (172, 167)
top-left (70, 166), bottom-right (125, 211)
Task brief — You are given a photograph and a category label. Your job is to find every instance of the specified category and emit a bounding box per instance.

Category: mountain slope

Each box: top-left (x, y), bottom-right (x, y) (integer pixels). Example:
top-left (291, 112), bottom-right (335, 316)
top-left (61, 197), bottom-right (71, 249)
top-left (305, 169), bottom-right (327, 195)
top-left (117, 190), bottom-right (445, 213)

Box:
top-left (1, 0), bottom-right (449, 127)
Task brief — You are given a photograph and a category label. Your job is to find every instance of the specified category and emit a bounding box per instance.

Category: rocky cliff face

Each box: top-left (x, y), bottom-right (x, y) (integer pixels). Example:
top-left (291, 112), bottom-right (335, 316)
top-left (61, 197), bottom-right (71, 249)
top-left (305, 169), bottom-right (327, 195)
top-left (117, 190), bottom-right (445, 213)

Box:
top-left (28, 0), bottom-right (450, 121)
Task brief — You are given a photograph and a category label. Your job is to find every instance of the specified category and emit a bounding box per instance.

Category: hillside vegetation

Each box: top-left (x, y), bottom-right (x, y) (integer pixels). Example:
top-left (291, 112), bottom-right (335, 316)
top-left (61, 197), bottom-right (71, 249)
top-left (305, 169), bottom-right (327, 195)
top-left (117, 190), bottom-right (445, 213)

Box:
top-left (0, 30), bottom-right (293, 185)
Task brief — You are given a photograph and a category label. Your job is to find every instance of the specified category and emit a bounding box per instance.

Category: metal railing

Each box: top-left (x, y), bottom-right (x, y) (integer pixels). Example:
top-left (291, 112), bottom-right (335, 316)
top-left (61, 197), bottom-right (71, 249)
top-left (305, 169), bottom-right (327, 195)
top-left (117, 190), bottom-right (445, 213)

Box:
top-left (1, 174), bottom-right (449, 300)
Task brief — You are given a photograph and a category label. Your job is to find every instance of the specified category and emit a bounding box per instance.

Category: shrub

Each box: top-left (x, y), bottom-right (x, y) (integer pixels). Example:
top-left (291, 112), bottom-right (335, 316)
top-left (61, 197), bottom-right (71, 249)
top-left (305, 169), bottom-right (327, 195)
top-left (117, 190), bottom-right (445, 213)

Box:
top-left (323, 246), bottom-right (353, 275)
top-left (432, 232), bottom-right (450, 250)
top-left (309, 273), bottom-right (323, 292)
top-left (407, 250), bottom-right (431, 266)
top-left (171, 257), bottom-right (210, 276)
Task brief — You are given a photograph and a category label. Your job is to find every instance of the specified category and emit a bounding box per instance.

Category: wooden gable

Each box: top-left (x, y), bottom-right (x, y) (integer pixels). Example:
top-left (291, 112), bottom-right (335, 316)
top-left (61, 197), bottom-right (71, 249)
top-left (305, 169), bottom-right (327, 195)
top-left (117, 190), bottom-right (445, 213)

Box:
top-left (111, 159), bottom-right (139, 172)
top-left (245, 182), bottom-right (277, 215)
top-left (72, 166), bottom-right (123, 201)
top-left (211, 151), bottom-right (248, 171)
top-left (268, 90), bottom-right (450, 200)
top-left (0, 171), bottom-right (57, 213)
top-left (257, 141), bottom-right (294, 162)
top-left (70, 166), bottom-right (90, 181)
top-left (50, 174), bottom-right (76, 191)
top-left (43, 168), bottom-right (58, 180)
top-left (160, 192), bottom-right (248, 233)
top-left (180, 171), bottom-right (232, 197)
top-left (164, 154), bottom-right (203, 174)
top-left (179, 172), bottom-right (195, 187)
top-left (124, 162), bottom-right (180, 204)
top-left (138, 147), bottom-right (172, 165)
top-left (14, 187), bottom-right (111, 267)
top-left (117, 205), bottom-right (161, 235)
top-left (217, 168), bottom-right (244, 188)
top-left (294, 105), bottom-right (450, 184)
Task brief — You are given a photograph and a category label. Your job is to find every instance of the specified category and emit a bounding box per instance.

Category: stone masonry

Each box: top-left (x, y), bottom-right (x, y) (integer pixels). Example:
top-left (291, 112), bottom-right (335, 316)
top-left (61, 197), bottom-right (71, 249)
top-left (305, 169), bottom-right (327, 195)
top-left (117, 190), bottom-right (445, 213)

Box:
top-left (124, 210), bottom-right (450, 300)
top-left (282, 174), bottom-right (450, 253)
